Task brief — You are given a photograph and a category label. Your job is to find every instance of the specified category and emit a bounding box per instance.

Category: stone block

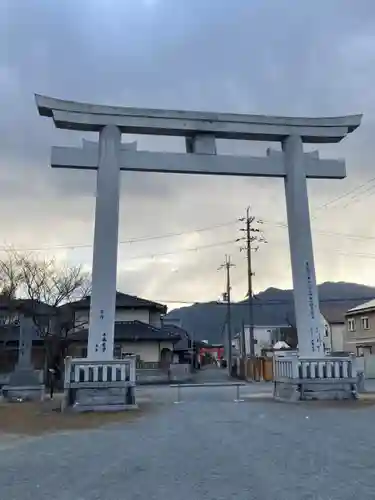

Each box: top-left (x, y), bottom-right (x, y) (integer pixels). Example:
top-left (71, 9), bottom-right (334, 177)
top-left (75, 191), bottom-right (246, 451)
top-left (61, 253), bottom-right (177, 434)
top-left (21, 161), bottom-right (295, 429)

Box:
top-left (274, 380), bottom-right (357, 402)
top-left (2, 369), bottom-right (45, 402)
top-left (169, 364), bottom-right (193, 383)
top-left (7, 369), bottom-right (42, 387)
top-left (301, 382), bottom-right (357, 401)
top-left (2, 385), bottom-right (45, 402)
top-left (136, 369), bottom-right (169, 385)
top-left (67, 385), bottom-right (137, 412)
top-left (357, 371), bottom-right (365, 393)
top-left (274, 382), bottom-right (300, 402)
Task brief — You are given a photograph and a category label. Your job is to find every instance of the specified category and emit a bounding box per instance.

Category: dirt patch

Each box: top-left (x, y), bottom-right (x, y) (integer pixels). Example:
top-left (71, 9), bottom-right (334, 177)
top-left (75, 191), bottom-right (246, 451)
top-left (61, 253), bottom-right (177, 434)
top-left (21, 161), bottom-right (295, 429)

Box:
top-left (242, 393), bottom-right (375, 408)
top-left (0, 398), bottom-right (150, 436)
top-left (304, 396), bottom-right (375, 410)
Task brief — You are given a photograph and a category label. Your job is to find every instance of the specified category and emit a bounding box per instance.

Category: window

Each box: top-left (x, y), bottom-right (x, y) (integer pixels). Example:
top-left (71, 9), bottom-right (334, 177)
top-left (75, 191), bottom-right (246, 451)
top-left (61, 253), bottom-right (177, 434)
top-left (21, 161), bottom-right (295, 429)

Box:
top-left (0, 313), bottom-right (20, 325)
top-left (348, 318), bottom-right (355, 332)
top-left (114, 344), bottom-right (122, 359)
top-left (361, 317), bottom-right (370, 330)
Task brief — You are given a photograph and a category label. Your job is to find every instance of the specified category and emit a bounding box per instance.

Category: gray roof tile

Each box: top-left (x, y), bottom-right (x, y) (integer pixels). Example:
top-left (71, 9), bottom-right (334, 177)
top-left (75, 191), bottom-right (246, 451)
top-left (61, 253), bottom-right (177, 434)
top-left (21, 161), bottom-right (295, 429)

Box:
top-left (69, 320), bottom-right (180, 342)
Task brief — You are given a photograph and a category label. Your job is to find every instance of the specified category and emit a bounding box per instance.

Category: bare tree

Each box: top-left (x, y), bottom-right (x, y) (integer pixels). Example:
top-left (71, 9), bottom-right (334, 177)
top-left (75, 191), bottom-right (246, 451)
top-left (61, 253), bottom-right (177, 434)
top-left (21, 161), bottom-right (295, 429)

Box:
top-left (0, 249), bottom-right (25, 362)
top-left (19, 255), bottom-right (91, 309)
top-left (0, 247), bottom-right (24, 300)
top-left (0, 249), bottom-right (91, 367)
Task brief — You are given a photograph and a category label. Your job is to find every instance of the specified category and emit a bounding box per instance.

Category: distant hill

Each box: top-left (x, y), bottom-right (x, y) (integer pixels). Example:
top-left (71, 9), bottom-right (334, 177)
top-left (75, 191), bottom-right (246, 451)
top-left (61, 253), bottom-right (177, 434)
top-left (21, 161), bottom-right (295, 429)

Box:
top-left (165, 282), bottom-right (375, 344)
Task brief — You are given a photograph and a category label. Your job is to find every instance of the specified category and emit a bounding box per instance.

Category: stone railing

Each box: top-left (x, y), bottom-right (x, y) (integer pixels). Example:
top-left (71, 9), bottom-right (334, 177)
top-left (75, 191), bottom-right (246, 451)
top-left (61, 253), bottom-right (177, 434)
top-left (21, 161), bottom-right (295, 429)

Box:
top-left (64, 357), bottom-right (136, 388)
top-left (274, 357), bottom-right (299, 380)
top-left (273, 354), bottom-right (358, 401)
top-left (136, 360), bottom-right (160, 370)
top-left (136, 363), bottom-right (193, 385)
top-left (274, 355), bottom-right (355, 382)
top-left (62, 356), bottom-right (136, 411)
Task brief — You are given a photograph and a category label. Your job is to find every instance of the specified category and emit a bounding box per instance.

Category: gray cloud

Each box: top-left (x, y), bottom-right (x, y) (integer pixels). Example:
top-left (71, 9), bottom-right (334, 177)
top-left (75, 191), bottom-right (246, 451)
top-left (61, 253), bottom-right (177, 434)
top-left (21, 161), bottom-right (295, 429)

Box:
top-left (1, 0), bottom-right (375, 308)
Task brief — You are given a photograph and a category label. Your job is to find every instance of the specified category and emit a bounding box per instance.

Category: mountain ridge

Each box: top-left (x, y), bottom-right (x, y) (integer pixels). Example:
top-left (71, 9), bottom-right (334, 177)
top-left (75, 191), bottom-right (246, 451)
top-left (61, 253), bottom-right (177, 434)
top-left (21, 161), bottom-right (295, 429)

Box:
top-left (166, 281), bottom-right (375, 344)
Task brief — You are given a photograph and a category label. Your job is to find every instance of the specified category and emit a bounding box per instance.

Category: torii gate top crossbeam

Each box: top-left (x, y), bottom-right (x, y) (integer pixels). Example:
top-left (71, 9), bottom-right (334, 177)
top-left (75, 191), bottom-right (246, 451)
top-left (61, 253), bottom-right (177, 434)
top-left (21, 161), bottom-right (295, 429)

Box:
top-left (35, 95), bottom-right (362, 144)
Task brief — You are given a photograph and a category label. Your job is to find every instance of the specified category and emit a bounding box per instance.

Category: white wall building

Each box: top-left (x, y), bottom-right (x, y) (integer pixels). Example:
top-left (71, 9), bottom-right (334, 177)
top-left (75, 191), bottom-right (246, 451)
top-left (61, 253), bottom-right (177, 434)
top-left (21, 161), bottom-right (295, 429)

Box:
top-left (233, 325), bottom-right (288, 356)
top-left (62, 292), bottom-right (180, 364)
top-left (234, 312), bottom-right (331, 356)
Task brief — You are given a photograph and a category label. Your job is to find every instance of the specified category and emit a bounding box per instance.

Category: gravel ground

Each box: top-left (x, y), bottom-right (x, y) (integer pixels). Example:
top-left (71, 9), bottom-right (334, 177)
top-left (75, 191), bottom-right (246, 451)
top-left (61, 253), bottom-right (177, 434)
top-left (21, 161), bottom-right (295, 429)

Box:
top-left (0, 396), bottom-right (148, 436)
top-left (1, 374), bottom-right (375, 499)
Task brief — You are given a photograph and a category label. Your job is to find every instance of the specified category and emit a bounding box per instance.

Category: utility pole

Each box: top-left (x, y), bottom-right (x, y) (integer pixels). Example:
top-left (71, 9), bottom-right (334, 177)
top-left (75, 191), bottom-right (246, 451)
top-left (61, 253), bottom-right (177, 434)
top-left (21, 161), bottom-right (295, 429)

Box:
top-left (218, 255), bottom-right (235, 376)
top-left (239, 207), bottom-right (267, 358)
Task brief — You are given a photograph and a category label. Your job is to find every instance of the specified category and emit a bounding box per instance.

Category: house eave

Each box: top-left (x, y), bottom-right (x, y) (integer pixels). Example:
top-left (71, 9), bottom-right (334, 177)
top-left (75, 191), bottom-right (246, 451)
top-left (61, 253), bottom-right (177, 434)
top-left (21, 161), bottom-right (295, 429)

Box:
top-left (65, 301), bottom-right (167, 314)
top-left (346, 308), bottom-right (375, 317)
top-left (68, 336), bottom-right (178, 343)
top-left (346, 338), bottom-right (375, 346)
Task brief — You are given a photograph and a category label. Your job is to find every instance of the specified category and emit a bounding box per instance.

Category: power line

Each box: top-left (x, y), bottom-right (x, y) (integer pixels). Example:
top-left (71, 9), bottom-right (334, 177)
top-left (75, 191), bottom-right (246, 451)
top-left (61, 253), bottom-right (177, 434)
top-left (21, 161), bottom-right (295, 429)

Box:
top-left (311, 176), bottom-right (375, 215)
top-left (5, 229), bottom-right (375, 263)
top-left (313, 230), bottom-right (375, 241)
top-left (341, 183), bottom-right (375, 209)
top-left (260, 176), bottom-right (375, 235)
top-left (10, 173), bottom-right (375, 254)
top-left (4, 215), bottom-right (375, 262)
top-left (316, 249), bottom-right (375, 260)
top-left (4, 179), bottom-right (375, 255)
top-left (263, 219), bottom-right (375, 242)
top-left (0, 220), bottom-right (239, 253)
top-left (118, 219), bottom-right (238, 244)
top-left (124, 239), bottom-right (239, 260)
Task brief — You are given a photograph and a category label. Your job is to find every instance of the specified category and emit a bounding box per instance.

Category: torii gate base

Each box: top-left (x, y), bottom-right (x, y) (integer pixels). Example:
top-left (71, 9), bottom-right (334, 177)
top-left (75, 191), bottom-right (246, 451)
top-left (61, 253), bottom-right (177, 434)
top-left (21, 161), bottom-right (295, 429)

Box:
top-left (36, 95), bottom-right (362, 406)
top-left (61, 356), bottom-right (137, 413)
top-left (273, 353), bottom-right (358, 402)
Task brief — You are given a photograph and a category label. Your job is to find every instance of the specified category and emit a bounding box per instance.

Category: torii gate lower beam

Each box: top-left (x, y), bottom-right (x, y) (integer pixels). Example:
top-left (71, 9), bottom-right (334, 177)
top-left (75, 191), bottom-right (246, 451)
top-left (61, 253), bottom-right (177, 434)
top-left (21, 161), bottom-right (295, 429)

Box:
top-left (51, 144), bottom-right (346, 179)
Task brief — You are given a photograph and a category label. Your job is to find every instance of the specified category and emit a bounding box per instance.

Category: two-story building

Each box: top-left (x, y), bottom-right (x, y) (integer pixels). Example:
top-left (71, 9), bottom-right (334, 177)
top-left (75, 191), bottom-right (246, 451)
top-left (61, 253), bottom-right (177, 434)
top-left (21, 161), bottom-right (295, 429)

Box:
top-left (232, 324), bottom-right (290, 356)
top-left (63, 291), bottom-right (181, 365)
top-left (345, 298), bottom-right (375, 355)
top-left (320, 304), bottom-right (350, 354)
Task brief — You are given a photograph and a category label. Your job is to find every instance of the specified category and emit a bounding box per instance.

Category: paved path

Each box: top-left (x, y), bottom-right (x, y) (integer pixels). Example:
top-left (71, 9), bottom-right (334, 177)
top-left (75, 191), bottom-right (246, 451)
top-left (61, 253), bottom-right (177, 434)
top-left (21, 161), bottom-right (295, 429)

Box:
top-left (193, 365), bottom-right (232, 383)
top-left (1, 381), bottom-right (375, 499)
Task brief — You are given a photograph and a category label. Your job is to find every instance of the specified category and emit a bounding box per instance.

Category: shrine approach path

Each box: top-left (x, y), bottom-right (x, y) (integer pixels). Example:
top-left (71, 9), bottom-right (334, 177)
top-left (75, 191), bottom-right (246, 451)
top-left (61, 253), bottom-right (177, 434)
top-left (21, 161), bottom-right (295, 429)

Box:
top-left (0, 369), bottom-right (374, 499)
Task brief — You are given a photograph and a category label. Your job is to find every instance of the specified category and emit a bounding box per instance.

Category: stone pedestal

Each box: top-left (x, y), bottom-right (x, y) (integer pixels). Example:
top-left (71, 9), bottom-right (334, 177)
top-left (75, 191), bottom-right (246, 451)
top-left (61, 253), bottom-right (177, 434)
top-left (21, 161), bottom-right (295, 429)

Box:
top-left (273, 355), bottom-right (358, 402)
top-left (169, 364), bottom-right (192, 382)
top-left (274, 380), bottom-right (357, 402)
top-left (62, 357), bottom-right (137, 412)
top-left (300, 381), bottom-right (357, 400)
top-left (67, 386), bottom-right (137, 412)
top-left (2, 316), bottom-right (45, 402)
top-left (2, 369), bottom-right (45, 402)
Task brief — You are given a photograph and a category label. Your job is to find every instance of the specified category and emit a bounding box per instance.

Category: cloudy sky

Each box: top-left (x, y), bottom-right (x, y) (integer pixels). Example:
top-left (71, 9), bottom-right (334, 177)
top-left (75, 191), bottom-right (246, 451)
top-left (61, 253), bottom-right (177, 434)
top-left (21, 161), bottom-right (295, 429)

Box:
top-left (1, 0), bottom-right (375, 309)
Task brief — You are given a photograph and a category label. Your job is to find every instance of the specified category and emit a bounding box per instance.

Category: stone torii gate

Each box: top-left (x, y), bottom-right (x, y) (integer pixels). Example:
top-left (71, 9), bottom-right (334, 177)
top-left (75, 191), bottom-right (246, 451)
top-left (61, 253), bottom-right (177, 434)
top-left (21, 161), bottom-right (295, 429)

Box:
top-left (35, 95), bottom-right (361, 400)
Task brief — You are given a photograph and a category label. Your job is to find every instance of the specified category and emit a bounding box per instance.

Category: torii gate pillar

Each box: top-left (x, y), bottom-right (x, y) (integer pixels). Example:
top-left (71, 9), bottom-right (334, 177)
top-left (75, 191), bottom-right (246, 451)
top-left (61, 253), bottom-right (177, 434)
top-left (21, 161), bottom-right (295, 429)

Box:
top-left (88, 125), bottom-right (122, 360)
top-left (283, 135), bottom-right (323, 355)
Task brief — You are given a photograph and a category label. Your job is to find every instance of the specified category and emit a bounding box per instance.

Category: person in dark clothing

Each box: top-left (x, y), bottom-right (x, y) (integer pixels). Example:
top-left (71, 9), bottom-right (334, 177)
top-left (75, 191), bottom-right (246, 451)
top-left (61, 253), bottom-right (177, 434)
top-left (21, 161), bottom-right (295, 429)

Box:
top-left (48, 367), bottom-right (56, 399)
top-left (48, 358), bottom-right (60, 399)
